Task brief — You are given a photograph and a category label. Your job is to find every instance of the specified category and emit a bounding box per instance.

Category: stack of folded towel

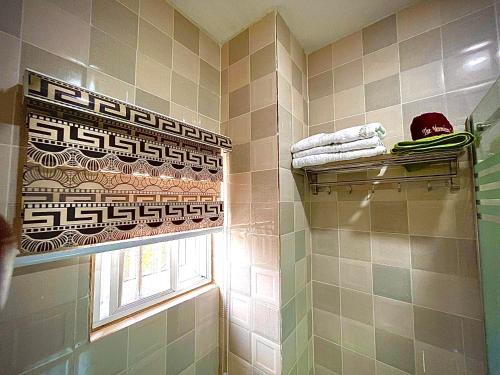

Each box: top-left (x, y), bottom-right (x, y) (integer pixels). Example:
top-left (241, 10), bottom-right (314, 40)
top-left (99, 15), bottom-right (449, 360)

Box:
top-left (291, 123), bottom-right (387, 169)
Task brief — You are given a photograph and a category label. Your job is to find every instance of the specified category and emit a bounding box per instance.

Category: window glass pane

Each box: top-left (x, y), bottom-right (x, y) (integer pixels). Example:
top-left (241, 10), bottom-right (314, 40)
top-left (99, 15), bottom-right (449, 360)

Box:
top-left (120, 247), bottom-right (140, 306)
top-left (140, 243), bottom-right (170, 298)
top-left (178, 236), bottom-right (209, 286)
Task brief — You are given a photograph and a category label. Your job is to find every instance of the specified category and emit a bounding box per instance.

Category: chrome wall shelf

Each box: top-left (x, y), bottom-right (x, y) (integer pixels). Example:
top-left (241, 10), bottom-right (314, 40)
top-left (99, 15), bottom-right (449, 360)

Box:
top-left (302, 150), bottom-right (465, 195)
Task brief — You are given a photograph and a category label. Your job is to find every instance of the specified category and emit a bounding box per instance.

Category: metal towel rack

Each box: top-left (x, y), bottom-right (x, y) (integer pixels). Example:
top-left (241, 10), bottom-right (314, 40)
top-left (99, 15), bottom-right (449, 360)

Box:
top-left (302, 150), bottom-right (465, 195)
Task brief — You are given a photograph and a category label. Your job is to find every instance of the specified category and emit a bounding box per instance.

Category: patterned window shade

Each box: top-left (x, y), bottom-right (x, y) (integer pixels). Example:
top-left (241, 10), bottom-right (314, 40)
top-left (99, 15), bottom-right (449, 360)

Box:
top-left (20, 70), bottom-right (231, 255)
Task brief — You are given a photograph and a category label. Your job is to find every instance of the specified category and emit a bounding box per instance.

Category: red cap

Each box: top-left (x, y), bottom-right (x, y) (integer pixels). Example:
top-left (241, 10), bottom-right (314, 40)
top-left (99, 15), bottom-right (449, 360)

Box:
top-left (410, 112), bottom-right (453, 140)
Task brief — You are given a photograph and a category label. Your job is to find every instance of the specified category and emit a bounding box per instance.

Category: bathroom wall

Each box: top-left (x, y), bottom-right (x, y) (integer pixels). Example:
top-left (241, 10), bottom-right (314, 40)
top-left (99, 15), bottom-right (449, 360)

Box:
top-left (307, 0), bottom-right (497, 374)
top-left (222, 12), bottom-right (283, 374)
top-left (0, 0), bottom-right (220, 373)
top-left (275, 14), bottom-right (313, 375)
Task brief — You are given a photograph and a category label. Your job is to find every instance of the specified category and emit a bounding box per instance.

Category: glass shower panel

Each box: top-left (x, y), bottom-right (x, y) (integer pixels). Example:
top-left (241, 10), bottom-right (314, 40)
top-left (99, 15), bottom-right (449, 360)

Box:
top-left (469, 78), bottom-right (500, 375)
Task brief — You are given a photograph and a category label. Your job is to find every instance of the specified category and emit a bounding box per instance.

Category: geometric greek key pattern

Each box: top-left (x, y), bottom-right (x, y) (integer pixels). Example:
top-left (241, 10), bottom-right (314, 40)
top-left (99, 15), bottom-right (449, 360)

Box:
top-left (21, 70), bottom-right (228, 255)
top-left (27, 113), bottom-right (223, 181)
top-left (24, 70), bottom-right (232, 150)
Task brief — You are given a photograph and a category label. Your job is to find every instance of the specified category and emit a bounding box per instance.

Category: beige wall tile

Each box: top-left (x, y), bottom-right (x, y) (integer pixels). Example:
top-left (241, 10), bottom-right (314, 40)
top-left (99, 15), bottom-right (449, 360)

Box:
top-left (334, 85), bottom-right (365, 119)
top-left (173, 41), bottom-right (199, 83)
top-left (412, 269), bottom-right (482, 319)
top-left (276, 13), bottom-right (290, 53)
top-left (23, 0), bottom-right (90, 65)
top-left (229, 29), bottom-right (249, 65)
top-left (140, 0), bottom-right (173, 36)
top-left (308, 44), bottom-right (332, 77)
top-left (415, 340), bottom-right (467, 375)
top-left (251, 73), bottom-right (276, 111)
top-left (20, 42), bottom-right (87, 87)
top-left (332, 32), bottom-right (362, 68)
top-left (313, 281), bottom-right (340, 314)
top-left (314, 308), bottom-right (341, 344)
top-left (278, 74), bottom-right (292, 113)
top-left (341, 288), bottom-right (373, 325)
top-left (371, 232), bottom-right (410, 268)
top-left (87, 68), bottom-right (135, 102)
top-left (135, 88), bottom-right (169, 115)
top-left (442, 7), bottom-right (498, 92)
top-left (0, 0), bottom-right (22, 37)
top-left (343, 349), bottom-right (375, 375)
top-left (250, 136), bottom-right (278, 171)
top-left (230, 85), bottom-right (250, 119)
top-left (199, 60), bottom-right (220, 94)
top-left (371, 201), bottom-right (408, 234)
top-left (339, 230), bottom-right (370, 261)
top-left (229, 143), bottom-right (250, 174)
top-left (0, 32), bottom-right (20, 90)
top-left (334, 59), bottom-right (363, 93)
top-left (340, 258), bottom-right (373, 293)
top-left (315, 336), bottom-right (342, 373)
top-left (312, 229), bottom-right (339, 257)
top-left (311, 202), bottom-right (338, 229)
top-left (170, 71), bottom-right (197, 111)
top-left (136, 53), bottom-right (171, 100)
top-left (439, 0), bottom-right (493, 25)
top-left (397, 0), bottom-right (441, 41)
top-left (251, 104), bottom-right (277, 141)
top-left (309, 95), bottom-right (334, 125)
top-left (399, 28), bottom-right (441, 73)
top-left (138, 19), bottom-right (173, 68)
top-left (335, 114), bottom-right (365, 131)
top-left (308, 70), bottom-right (333, 101)
top-left (365, 74), bottom-right (401, 112)
top-left (251, 43), bottom-right (275, 82)
top-left (199, 31), bottom-right (220, 69)
top-left (277, 42), bottom-right (292, 82)
top-left (229, 57), bottom-right (250, 93)
top-left (252, 169), bottom-right (278, 203)
top-left (89, 27), bottom-right (136, 84)
top-left (338, 201), bottom-right (370, 231)
top-left (342, 317), bottom-right (375, 357)
top-left (363, 44), bottom-right (399, 84)
top-left (375, 329), bottom-right (415, 374)
top-left (366, 105), bottom-right (403, 148)
top-left (374, 296), bottom-right (413, 339)
top-left (92, 0), bottom-right (138, 48)
top-left (413, 305), bottom-right (463, 353)
top-left (119, 0), bottom-right (139, 13)
top-left (228, 173), bottom-right (251, 204)
top-left (313, 254), bottom-right (339, 285)
top-left (249, 12), bottom-right (275, 54)
top-left (227, 113), bottom-right (251, 145)
top-left (173, 10), bottom-right (199, 54)
top-left (402, 60), bottom-right (445, 103)
top-left (362, 15), bottom-right (397, 55)
top-left (169, 102), bottom-right (197, 124)
top-left (198, 86), bottom-right (219, 120)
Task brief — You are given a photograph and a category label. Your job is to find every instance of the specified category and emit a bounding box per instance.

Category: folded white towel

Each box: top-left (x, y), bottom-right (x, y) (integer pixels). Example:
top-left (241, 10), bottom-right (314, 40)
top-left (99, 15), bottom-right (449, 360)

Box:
top-left (292, 146), bottom-right (387, 169)
top-left (290, 123), bottom-right (386, 153)
top-left (292, 136), bottom-right (383, 159)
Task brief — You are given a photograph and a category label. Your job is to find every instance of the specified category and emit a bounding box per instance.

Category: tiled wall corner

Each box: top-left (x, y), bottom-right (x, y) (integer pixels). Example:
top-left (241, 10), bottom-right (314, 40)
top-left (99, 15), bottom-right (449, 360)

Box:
top-left (276, 13), bottom-right (313, 375)
top-left (223, 11), bottom-right (282, 374)
top-left (306, 1), bottom-right (494, 374)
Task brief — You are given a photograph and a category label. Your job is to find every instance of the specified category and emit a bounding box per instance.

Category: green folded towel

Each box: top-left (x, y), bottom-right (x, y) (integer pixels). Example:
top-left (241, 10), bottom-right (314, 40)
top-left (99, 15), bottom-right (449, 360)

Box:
top-left (391, 132), bottom-right (475, 154)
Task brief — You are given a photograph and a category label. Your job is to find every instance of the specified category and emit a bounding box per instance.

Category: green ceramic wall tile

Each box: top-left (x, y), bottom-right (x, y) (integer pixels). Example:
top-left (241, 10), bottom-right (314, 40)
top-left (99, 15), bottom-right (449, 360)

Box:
top-left (373, 264), bottom-right (412, 303)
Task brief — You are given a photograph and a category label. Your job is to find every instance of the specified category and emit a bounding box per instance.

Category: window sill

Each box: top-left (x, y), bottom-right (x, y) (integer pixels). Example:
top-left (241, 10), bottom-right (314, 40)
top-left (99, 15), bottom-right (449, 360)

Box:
top-left (89, 282), bottom-right (217, 342)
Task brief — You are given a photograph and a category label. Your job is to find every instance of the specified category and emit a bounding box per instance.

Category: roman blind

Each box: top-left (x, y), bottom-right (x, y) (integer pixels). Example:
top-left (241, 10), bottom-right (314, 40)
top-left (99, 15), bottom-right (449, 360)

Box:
top-left (20, 70), bottom-right (231, 257)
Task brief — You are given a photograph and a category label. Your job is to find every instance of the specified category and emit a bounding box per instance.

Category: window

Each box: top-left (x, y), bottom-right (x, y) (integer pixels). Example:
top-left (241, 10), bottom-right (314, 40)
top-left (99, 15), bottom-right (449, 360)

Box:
top-left (92, 234), bottom-right (212, 328)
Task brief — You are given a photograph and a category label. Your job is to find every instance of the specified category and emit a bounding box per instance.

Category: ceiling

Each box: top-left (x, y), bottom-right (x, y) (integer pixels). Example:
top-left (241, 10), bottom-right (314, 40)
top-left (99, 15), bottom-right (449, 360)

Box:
top-left (170, 0), bottom-right (417, 53)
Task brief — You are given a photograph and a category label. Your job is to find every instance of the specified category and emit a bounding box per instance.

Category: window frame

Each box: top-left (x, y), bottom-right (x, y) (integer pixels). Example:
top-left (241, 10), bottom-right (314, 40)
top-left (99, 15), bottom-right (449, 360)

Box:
top-left (91, 232), bottom-right (214, 330)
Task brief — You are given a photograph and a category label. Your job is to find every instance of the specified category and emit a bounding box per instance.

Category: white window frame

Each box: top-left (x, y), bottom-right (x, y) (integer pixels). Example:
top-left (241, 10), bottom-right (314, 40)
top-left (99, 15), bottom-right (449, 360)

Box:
top-left (92, 232), bottom-right (213, 329)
